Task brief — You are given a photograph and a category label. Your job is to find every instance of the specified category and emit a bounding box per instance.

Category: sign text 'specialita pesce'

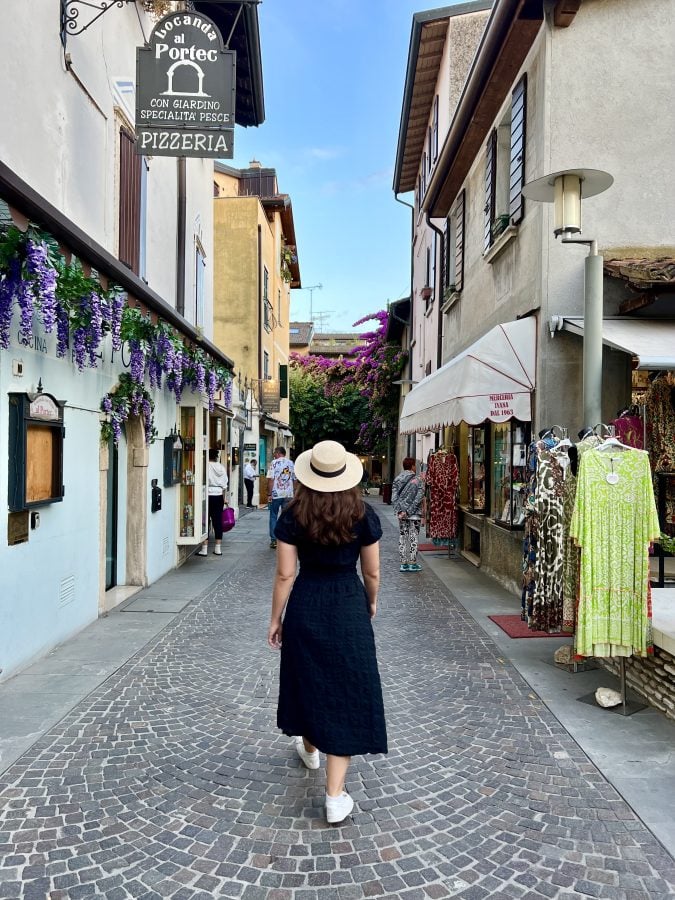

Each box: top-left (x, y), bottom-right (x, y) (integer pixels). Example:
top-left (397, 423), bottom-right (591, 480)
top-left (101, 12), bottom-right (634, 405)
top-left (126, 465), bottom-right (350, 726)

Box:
top-left (136, 11), bottom-right (236, 158)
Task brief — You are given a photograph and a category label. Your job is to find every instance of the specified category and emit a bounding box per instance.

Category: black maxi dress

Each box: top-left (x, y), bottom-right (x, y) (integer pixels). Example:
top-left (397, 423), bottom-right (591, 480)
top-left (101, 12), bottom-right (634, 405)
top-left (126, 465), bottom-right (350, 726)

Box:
top-left (274, 504), bottom-right (388, 757)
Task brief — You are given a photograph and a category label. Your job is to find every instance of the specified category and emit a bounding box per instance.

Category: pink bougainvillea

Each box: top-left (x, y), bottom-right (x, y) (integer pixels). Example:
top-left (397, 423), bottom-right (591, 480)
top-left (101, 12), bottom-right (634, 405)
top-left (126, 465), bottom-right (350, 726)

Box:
top-left (290, 310), bottom-right (407, 452)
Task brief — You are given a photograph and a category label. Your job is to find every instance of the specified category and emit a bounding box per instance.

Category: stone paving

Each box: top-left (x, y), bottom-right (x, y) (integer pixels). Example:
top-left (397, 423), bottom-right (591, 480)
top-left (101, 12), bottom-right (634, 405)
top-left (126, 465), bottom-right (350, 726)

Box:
top-left (1, 512), bottom-right (674, 899)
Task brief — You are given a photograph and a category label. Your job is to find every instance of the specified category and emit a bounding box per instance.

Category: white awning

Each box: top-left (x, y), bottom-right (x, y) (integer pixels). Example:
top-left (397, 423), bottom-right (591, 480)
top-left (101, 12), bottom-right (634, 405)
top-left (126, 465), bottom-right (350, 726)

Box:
top-left (400, 318), bottom-right (536, 434)
top-left (561, 317), bottom-right (675, 369)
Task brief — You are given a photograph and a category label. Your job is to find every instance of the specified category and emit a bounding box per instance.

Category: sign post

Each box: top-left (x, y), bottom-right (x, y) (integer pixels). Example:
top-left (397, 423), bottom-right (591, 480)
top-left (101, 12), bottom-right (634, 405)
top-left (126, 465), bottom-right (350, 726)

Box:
top-left (136, 10), bottom-right (236, 158)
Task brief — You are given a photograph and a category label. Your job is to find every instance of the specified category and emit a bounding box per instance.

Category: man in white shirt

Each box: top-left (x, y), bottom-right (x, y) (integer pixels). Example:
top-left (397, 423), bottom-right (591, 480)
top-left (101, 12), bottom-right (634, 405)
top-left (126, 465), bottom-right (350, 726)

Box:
top-left (243, 458), bottom-right (258, 508)
top-left (266, 446), bottom-right (295, 549)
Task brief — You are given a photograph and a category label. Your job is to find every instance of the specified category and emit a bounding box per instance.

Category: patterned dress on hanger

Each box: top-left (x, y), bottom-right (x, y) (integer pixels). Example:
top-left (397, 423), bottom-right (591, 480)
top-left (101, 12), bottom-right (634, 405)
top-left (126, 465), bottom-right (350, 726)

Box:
top-left (570, 448), bottom-right (659, 658)
top-left (561, 435), bottom-right (601, 631)
top-left (521, 438), bottom-right (555, 621)
top-left (529, 445), bottom-right (569, 632)
top-left (426, 451), bottom-right (459, 540)
top-left (645, 376), bottom-right (675, 534)
top-left (611, 415), bottom-right (644, 450)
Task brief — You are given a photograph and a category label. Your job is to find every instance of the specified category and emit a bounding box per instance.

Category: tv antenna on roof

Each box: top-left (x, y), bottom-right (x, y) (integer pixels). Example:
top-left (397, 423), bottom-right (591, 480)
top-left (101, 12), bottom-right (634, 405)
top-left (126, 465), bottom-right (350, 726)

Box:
top-left (312, 310), bottom-right (334, 332)
top-left (301, 283), bottom-right (323, 321)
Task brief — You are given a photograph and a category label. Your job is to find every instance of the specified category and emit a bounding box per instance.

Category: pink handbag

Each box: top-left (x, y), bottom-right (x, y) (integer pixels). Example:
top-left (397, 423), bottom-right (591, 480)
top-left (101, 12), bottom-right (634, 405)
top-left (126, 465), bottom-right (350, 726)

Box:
top-left (221, 505), bottom-right (236, 533)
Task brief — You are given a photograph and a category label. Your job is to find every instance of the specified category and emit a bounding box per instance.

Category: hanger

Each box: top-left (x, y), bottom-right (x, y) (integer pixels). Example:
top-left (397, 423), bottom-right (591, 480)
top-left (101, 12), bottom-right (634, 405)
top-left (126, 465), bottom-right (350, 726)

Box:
top-left (596, 435), bottom-right (632, 451)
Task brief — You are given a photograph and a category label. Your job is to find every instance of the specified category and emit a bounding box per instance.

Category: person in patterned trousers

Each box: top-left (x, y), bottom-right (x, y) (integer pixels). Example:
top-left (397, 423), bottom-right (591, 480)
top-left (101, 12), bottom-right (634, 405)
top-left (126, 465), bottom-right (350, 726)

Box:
top-left (391, 458), bottom-right (425, 572)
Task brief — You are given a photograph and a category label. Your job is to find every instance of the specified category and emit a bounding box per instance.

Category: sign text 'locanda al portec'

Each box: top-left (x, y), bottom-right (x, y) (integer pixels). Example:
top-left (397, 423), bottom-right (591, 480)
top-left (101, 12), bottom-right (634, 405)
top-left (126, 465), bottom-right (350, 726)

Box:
top-left (136, 11), bottom-right (236, 158)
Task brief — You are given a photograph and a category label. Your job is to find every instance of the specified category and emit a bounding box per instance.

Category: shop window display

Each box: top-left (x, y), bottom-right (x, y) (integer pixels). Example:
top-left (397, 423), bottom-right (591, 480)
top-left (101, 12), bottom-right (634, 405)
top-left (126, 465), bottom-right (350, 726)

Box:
top-left (467, 424), bottom-right (488, 512)
top-left (492, 421), bottom-right (530, 528)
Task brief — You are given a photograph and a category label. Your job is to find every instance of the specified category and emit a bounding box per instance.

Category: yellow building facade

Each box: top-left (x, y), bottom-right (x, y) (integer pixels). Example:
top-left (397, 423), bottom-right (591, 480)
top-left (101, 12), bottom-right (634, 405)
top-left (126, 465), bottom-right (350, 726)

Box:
top-left (213, 162), bottom-right (300, 502)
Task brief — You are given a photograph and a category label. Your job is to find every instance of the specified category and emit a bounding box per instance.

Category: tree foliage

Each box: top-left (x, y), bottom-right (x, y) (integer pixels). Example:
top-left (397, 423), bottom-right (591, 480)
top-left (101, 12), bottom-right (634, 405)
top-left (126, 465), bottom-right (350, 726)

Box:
top-left (290, 310), bottom-right (407, 454)
top-left (289, 365), bottom-right (369, 453)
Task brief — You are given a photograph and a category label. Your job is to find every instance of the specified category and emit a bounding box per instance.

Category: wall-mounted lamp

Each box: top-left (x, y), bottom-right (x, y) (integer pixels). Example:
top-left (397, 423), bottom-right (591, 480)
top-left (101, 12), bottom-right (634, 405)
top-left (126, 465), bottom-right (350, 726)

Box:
top-left (522, 167), bottom-right (614, 427)
top-left (167, 426), bottom-right (182, 451)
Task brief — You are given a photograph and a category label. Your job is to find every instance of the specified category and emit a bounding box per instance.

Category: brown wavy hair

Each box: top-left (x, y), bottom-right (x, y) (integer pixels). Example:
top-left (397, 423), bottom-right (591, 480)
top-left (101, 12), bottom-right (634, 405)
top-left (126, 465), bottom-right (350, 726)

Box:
top-left (287, 482), bottom-right (366, 545)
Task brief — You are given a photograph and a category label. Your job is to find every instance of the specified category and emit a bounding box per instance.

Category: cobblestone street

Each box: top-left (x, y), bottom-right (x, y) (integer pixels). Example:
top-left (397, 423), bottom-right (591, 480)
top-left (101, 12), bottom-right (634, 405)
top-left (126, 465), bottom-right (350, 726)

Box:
top-left (1, 506), bottom-right (674, 900)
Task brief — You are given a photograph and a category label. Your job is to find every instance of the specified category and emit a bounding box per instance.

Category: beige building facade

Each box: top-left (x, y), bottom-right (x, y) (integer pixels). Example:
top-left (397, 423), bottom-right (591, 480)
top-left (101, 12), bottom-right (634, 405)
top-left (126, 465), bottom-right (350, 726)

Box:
top-left (213, 162), bottom-right (300, 502)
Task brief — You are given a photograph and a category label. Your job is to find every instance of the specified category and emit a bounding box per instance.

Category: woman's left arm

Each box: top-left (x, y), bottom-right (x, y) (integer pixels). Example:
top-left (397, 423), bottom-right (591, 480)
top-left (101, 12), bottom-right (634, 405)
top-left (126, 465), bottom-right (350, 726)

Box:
top-left (267, 540), bottom-right (297, 648)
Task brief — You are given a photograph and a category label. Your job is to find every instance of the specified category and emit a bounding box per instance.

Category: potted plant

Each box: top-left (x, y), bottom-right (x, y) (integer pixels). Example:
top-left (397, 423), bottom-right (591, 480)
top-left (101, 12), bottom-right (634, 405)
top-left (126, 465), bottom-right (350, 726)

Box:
top-left (491, 213), bottom-right (510, 239)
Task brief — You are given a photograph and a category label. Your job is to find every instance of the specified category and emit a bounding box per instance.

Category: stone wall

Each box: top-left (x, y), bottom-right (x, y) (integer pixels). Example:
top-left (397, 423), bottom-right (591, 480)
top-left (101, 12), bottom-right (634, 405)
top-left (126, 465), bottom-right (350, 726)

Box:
top-left (599, 647), bottom-right (675, 723)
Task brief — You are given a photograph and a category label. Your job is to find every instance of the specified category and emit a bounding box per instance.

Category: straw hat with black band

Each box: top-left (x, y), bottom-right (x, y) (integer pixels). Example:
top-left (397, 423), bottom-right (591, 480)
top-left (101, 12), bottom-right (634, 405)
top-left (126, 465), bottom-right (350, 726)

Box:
top-left (294, 440), bottom-right (363, 493)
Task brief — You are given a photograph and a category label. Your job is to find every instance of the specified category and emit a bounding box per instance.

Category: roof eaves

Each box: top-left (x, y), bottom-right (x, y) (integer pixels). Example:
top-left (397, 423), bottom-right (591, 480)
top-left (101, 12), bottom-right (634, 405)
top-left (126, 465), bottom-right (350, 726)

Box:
top-left (393, 1), bottom-right (493, 195)
top-left (423, 0), bottom-right (543, 217)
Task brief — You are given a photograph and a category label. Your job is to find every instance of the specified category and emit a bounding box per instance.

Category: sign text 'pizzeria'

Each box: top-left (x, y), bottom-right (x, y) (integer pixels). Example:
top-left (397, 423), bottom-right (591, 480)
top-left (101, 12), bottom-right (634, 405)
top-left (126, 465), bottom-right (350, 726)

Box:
top-left (136, 11), bottom-right (236, 158)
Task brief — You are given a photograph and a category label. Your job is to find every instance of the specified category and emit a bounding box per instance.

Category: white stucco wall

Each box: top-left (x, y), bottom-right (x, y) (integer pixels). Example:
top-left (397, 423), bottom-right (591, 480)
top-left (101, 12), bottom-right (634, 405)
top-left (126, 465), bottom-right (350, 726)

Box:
top-left (434, 0), bottom-right (673, 432)
top-left (0, 1), bottom-right (215, 313)
top-left (0, 3), bottom-right (220, 679)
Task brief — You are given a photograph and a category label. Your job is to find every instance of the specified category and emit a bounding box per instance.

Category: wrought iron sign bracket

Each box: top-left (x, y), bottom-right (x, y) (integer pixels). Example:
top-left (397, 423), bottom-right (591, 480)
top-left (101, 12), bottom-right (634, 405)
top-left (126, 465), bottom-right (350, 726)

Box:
top-left (60, 0), bottom-right (136, 50)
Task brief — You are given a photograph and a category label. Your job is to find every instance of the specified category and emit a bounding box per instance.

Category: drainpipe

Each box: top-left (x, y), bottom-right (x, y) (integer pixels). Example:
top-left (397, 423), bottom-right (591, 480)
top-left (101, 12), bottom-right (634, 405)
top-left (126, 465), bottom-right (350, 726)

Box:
top-left (395, 194), bottom-right (414, 458)
top-left (426, 211), bottom-right (445, 450)
top-left (176, 157), bottom-right (186, 316)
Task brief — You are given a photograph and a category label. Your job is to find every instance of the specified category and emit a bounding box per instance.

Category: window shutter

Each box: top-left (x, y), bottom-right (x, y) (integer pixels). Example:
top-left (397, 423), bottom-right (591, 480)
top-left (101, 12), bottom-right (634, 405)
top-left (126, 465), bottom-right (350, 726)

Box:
top-left (442, 216), bottom-right (449, 290)
top-left (509, 74), bottom-right (527, 224)
top-left (279, 364), bottom-right (288, 399)
top-left (119, 128), bottom-right (141, 273)
top-left (483, 130), bottom-right (497, 252)
top-left (455, 189), bottom-right (465, 292)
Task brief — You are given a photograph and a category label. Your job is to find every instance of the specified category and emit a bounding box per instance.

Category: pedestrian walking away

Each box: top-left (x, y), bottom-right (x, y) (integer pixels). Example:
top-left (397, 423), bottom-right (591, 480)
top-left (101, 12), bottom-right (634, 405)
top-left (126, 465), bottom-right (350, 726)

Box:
top-left (392, 456), bottom-right (425, 572)
top-left (266, 446), bottom-right (295, 548)
top-left (197, 448), bottom-right (229, 556)
top-left (243, 457), bottom-right (258, 507)
top-left (267, 439), bottom-right (388, 825)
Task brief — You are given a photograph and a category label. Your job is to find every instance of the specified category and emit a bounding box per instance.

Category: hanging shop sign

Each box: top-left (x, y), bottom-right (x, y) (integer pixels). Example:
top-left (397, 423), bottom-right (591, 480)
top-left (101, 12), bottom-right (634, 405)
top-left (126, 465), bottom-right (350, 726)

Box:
top-left (136, 11), bottom-right (236, 158)
top-left (260, 380), bottom-right (281, 414)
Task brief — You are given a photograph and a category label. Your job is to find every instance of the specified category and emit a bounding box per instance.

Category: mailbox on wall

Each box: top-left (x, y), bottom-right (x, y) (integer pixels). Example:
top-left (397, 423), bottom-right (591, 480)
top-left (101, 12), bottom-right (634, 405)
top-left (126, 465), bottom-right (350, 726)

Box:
top-left (8, 390), bottom-right (66, 511)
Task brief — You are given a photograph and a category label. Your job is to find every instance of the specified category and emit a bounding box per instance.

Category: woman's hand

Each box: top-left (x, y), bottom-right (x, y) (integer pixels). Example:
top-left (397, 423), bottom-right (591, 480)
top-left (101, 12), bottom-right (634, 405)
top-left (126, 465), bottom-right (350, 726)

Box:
top-left (369, 600), bottom-right (377, 619)
top-left (268, 618), bottom-right (283, 649)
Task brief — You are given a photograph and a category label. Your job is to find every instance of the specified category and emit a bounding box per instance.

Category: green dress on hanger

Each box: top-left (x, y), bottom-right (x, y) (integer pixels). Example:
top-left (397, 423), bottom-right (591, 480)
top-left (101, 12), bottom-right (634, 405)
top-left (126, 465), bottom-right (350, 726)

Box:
top-left (570, 447), bottom-right (660, 658)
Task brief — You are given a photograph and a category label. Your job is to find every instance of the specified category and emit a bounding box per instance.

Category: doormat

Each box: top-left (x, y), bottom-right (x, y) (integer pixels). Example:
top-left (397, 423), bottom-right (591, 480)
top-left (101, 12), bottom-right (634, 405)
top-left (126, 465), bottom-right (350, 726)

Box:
top-left (418, 543), bottom-right (448, 552)
top-left (488, 615), bottom-right (574, 639)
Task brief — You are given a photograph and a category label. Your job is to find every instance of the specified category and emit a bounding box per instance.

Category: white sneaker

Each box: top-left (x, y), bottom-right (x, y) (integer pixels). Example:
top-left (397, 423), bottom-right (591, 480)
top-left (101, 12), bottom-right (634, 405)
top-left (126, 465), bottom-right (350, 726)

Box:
top-left (196, 547), bottom-right (208, 556)
top-left (325, 791), bottom-right (354, 824)
top-left (294, 736), bottom-right (320, 770)
top-left (213, 546), bottom-right (222, 555)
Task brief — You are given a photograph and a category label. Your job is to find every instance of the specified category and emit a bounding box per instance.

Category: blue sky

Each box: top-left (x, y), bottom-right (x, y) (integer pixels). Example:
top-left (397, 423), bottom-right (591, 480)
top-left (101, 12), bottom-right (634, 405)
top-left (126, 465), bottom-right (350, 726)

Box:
top-left (230, 0), bottom-right (451, 332)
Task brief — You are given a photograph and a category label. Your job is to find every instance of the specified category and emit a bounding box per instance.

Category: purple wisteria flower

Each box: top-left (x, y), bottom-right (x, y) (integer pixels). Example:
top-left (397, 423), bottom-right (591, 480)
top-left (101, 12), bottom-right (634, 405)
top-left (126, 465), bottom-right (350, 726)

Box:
top-left (15, 270), bottom-right (34, 344)
top-left (56, 305), bottom-right (70, 357)
top-left (110, 290), bottom-right (125, 352)
top-left (0, 261), bottom-right (20, 349)
top-left (72, 327), bottom-right (87, 370)
top-left (196, 362), bottom-right (206, 395)
top-left (25, 239), bottom-right (58, 333)
top-left (87, 291), bottom-right (104, 366)
top-left (129, 339), bottom-right (146, 384)
top-left (207, 369), bottom-right (217, 411)
top-left (224, 377), bottom-right (233, 410)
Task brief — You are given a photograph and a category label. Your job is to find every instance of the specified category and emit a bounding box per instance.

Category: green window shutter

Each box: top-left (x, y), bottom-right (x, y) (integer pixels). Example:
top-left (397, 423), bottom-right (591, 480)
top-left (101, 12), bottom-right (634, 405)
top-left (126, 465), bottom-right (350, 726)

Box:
top-left (279, 364), bottom-right (288, 399)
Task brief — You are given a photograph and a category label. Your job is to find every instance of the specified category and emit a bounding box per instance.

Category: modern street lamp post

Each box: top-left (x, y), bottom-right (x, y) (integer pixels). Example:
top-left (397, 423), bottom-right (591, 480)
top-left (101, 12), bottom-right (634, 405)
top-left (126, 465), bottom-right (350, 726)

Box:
top-left (521, 168), bottom-right (613, 428)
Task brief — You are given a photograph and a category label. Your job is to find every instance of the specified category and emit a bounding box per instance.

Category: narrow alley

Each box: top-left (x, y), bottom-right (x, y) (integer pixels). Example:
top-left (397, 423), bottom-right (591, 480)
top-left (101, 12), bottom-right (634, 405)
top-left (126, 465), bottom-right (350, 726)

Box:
top-left (0, 502), bottom-right (674, 900)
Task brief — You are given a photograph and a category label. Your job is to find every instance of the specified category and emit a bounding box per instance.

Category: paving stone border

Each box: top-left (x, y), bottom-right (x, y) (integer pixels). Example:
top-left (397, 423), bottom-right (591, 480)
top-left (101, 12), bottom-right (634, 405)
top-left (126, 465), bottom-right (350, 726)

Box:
top-left (0, 516), bottom-right (674, 898)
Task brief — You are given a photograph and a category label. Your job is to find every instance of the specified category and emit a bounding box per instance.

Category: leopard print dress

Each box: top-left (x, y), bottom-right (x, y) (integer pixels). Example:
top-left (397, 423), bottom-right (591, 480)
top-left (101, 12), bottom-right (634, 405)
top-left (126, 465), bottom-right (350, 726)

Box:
top-left (529, 445), bottom-right (569, 632)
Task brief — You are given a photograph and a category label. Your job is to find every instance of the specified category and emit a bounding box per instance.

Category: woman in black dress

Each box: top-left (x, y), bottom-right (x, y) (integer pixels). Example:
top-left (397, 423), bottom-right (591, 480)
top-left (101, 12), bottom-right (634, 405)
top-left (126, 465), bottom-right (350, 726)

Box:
top-left (267, 440), bottom-right (388, 825)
